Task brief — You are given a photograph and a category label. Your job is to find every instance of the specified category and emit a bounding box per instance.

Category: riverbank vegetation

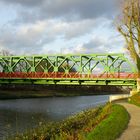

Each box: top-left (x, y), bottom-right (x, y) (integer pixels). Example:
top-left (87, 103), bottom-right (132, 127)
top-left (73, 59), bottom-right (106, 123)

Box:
top-left (0, 90), bottom-right (109, 99)
top-left (0, 84), bottom-right (129, 99)
top-left (86, 104), bottom-right (129, 140)
top-left (129, 93), bottom-right (140, 107)
top-left (8, 103), bottom-right (129, 140)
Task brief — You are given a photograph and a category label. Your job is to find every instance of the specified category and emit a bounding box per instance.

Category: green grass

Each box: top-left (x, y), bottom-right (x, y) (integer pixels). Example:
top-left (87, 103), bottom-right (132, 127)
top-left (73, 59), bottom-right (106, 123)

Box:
top-left (86, 104), bottom-right (130, 140)
top-left (7, 104), bottom-right (129, 140)
top-left (7, 104), bottom-right (111, 140)
top-left (128, 93), bottom-right (140, 107)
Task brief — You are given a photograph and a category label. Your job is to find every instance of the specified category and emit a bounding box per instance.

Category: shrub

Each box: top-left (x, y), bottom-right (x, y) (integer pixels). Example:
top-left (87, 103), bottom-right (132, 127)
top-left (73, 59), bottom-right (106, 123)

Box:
top-left (8, 103), bottom-right (111, 140)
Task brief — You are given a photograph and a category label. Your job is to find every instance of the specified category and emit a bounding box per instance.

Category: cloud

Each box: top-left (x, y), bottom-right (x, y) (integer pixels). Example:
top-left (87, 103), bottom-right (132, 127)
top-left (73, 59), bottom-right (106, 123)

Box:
top-left (0, 18), bottom-right (102, 54)
top-left (0, 0), bottom-right (44, 7)
top-left (61, 35), bottom-right (124, 54)
top-left (0, 22), bottom-right (47, 47)
top-left (1, 0), bottom-right (120, 23)
top-left (0, 0), bottom-right (123, 55)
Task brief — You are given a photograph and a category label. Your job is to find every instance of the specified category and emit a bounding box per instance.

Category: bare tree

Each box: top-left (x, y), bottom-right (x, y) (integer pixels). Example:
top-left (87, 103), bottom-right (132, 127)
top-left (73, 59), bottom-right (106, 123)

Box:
top-left (0, 49), bottom-right (11, 56)
top-left (117, 0), bottom-right (140, 91)
top-left (0, 49), bottom-right (12, 72)
top-left (117, 0), bottom-right (140, 74)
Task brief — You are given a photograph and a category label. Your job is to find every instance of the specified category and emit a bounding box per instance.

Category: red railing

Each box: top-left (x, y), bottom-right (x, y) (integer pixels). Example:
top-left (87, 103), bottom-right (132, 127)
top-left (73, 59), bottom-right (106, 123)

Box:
top-left (0, 72), bottom-right (138, 79)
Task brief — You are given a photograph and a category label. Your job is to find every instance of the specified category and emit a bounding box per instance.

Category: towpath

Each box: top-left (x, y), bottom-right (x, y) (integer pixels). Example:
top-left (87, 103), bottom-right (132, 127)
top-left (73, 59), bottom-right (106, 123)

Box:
top-left (117, 103), bottom-right (140, 140)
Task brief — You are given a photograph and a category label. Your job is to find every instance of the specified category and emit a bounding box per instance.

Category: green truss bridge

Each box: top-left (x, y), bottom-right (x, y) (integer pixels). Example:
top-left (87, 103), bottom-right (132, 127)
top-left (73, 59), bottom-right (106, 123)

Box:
top-left (0, 53), bottom-right (137, 86)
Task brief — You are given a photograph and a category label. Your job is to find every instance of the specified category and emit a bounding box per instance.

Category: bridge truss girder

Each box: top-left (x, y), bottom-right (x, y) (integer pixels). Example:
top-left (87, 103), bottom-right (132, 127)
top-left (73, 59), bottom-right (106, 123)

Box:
top-left (0, 53), bottom-right (136, 73)
top-left (0, 53), bottom-right (137, 86)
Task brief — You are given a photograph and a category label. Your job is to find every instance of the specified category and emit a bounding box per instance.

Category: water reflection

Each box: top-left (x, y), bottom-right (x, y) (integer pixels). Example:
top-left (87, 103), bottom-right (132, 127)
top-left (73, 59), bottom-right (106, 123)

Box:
top-left (0, 95), bottom-right (109, 138)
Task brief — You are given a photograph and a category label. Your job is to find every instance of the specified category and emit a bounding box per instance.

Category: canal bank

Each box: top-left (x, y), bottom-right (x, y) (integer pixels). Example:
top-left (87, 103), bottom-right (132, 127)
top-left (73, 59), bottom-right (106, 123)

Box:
top-left (0, 93), bottom-right (132, 140)
top-left (0, 84), bottom-right (131, 99)
top-left (0, 85), bottom-right (132, 139)
top-left (7, 103), bottom-right (129, 140)
top-left (0, 95), bottom-right (109, 139)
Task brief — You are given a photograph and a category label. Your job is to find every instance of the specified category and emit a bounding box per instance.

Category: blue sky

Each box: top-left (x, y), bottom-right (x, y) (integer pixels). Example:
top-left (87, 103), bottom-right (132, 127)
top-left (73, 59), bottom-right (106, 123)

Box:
top-left (0, 0), bottom-right (125, 55)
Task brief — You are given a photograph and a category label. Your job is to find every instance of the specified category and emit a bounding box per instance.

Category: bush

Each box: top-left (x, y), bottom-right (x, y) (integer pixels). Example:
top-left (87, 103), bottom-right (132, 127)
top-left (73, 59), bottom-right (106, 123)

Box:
top-left (7, 104), bottom-right (129, 140)
top-left (8, 103), bottom-right (111, 140)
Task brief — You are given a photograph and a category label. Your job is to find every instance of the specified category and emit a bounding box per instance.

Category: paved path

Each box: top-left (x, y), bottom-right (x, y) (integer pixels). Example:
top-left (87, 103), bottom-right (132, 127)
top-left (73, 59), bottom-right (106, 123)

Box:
top-left (117, 103), bottom-right (140, 140)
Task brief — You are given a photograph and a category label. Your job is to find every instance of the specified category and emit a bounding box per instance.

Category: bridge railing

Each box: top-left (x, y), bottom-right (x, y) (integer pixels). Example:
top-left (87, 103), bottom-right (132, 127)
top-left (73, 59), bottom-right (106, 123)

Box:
top-left (0, 72), bottom-right (137, 79)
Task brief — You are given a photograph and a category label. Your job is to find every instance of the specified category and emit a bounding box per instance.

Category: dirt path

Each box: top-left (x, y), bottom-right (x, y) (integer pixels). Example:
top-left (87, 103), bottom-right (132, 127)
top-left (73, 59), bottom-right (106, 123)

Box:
top-left (117, 103), bottom-right (140, 140)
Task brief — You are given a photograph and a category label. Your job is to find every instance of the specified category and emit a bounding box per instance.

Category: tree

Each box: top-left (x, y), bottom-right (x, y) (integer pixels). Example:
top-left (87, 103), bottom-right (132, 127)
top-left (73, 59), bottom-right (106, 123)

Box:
top-left (117, 0), bottom-right (140, 91)
top-left (0, 49), bottom-right (11, 56)
top-left (58, 62), bottom-right (76, 72)
top-left (117, 0), bottom-right (140, 73)
top-left (0, 49), bottom-right (12, 72)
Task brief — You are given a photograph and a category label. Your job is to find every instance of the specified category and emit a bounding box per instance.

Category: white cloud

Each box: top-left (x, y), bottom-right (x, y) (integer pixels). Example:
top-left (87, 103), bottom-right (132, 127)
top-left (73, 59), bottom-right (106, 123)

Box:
top-left (0, 0), bottom-right (124, 55)
top-left (0, 18), bottom-right (104, 54)
top-left (60, 32), bottom-right (125, 54)
top-left (61, 43), bottom-right (86, 54)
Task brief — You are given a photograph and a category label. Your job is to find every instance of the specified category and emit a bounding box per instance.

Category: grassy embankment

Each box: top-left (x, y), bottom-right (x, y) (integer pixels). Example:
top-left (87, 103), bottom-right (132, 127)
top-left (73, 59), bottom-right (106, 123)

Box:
top-left (128, 93), bottom-right (140, 107)
top-left (8, 103), bottom-right (129, 140)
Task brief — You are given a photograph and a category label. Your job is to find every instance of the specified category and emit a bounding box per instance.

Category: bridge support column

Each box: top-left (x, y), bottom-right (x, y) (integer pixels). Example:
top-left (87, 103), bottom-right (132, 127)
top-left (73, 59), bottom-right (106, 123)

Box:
top-left (137, 78), bottom-right (140, 92)
top-left (109, 94), bottom-right (130, 102)
top-left (129, 79), bottom-right (140, 96)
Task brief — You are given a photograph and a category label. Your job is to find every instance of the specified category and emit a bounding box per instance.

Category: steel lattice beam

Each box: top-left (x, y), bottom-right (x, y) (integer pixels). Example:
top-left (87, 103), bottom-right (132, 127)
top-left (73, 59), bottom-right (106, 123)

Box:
top-left (0, 53), bottom-right (137, 86)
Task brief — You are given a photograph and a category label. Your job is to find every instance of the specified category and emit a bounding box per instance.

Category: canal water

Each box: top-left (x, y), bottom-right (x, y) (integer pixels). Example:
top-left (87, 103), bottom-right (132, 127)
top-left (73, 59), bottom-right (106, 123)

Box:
top-left (0, 95), bottom-right (109, 139)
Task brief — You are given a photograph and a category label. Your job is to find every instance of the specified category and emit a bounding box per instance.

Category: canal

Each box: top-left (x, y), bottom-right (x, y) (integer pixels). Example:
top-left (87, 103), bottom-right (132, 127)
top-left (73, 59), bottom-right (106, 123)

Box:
top-left (0, 95), bottom-right (109, 139)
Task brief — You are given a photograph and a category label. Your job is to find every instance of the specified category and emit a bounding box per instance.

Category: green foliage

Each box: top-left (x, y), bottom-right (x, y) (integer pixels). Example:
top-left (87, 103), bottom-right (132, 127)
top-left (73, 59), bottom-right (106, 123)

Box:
top-left (8, 104), bottom-right (111, 140)
top-left (129, 93), bottom-right (140, 107)
top-left (86, 104), bottom-right (130, 140)
top-left (8, 104), bottom-right (129, 140)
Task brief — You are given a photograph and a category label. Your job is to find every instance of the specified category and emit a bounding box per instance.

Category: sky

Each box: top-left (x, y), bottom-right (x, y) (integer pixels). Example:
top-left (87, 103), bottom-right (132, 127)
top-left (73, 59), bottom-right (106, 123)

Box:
top-left (0, 0), bottom-right (125, 55)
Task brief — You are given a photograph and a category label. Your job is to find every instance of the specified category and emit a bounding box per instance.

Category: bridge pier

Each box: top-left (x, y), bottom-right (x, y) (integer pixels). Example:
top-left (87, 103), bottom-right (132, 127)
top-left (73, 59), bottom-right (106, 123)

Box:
top-left (109, 94), bottom-right (130, 102)
top-left (137, 78), bottom-right (140, 92)
top-left (129, 79), bottom-right (140, 96)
